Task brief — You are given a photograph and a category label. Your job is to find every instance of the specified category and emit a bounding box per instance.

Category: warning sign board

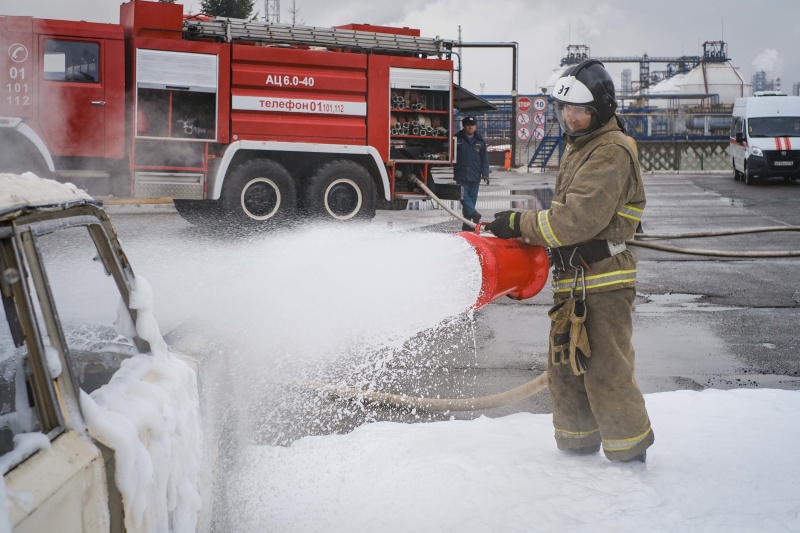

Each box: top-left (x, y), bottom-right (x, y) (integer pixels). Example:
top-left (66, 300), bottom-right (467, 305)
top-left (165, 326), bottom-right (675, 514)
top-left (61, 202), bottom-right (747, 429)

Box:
top-left (533, 111), bottom-right (546, 125)
top-left (517, 127), bottom-right (531, 140)
top-left (517, 97), bottom-right (532, 112)
top-left (533, 97), bottom-right (548, 112)
top-left (533, 126), bottom-right (545, 140)
top-left (517, 112), bottom-right (531, 126)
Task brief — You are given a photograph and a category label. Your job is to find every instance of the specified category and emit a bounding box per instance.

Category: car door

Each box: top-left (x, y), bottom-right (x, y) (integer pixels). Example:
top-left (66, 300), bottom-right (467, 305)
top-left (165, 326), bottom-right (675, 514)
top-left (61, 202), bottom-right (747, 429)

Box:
top-left (0, 213), bottom-right (135, 532)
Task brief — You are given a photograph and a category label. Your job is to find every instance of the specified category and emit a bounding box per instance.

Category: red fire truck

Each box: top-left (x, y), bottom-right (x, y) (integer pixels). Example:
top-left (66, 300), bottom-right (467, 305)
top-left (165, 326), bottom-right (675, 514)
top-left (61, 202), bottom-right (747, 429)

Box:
top-left (1, 0), bottom-right (491, 226)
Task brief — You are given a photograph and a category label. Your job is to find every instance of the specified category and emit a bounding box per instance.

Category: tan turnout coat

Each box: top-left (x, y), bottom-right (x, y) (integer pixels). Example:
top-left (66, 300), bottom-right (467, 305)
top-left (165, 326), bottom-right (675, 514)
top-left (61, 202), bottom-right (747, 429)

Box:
top-left (519, 118), bottom-right (645, 295)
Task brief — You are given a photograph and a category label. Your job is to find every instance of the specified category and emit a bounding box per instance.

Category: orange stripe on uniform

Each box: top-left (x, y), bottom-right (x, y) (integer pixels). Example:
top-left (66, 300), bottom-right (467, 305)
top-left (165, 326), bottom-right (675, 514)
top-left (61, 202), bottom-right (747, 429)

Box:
top-left (775, 137), bottom-right (781, 150)
top-left (786, 137), bottom-right (793, 150)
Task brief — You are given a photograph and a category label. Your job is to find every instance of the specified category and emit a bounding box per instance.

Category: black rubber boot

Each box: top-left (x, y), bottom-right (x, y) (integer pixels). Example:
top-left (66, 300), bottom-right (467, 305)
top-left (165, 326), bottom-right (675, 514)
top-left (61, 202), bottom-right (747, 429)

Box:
top-left (621, 451), bottom-right (647, 463)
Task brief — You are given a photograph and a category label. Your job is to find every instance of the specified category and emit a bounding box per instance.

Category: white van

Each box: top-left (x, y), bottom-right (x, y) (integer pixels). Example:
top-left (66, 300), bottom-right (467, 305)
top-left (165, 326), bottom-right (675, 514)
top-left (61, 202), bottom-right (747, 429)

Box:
top-left (730, 94), bottom-right (800, 185)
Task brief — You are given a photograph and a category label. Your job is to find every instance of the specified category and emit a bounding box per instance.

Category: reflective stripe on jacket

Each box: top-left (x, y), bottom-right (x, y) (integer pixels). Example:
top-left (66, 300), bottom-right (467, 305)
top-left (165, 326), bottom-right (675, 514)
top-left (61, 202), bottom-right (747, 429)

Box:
top-left (519, 118), bottom-right (646, 295)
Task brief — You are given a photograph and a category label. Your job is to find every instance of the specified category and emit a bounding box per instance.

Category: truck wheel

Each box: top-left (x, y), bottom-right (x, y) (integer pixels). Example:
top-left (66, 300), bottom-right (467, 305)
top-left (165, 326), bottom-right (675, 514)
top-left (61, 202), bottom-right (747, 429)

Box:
top-left (305, 160), bottom-right (376, 220)
top-left (221, 159), bottom-right (296, 224)
top-left (174, 199), bottom-right (224, 226)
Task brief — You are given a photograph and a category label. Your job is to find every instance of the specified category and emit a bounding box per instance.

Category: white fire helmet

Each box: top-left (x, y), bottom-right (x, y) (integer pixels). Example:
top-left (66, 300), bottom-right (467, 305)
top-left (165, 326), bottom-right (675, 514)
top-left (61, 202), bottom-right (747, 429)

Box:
top-left (552, 59), bottom-right (617, 136)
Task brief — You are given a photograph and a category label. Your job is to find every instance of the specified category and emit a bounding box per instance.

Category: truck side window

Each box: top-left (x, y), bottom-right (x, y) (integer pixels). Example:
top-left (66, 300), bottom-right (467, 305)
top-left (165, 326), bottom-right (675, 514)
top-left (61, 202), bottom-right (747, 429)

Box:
top-left (43, 40), bottom-right (100, 83)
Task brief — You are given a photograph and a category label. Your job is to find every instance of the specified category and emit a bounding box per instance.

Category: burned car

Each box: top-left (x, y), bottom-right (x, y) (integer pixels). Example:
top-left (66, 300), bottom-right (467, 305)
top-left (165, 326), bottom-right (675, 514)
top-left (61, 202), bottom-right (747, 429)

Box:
top-left (0, 173), bottom-right (221, 532)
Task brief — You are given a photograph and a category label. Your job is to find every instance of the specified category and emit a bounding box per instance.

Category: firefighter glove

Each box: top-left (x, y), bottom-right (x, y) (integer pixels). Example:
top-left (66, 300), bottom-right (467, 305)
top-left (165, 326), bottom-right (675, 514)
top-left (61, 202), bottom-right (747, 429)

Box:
top-left (567, 299), bottom-right (591, 376)
top-left (486, 210), bottom-right (522, 239)
top-left (548, 298), bottom-right (575, 368)
top-left (548, 298), bottom-right (592, 376)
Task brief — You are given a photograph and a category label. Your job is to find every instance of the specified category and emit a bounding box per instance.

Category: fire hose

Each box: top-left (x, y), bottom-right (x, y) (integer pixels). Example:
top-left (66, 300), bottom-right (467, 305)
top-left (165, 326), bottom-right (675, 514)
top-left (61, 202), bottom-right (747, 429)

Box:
top-left (630, 227), bottom-right (800, 257)
top-left (315, 177), bottom-right (800, 412)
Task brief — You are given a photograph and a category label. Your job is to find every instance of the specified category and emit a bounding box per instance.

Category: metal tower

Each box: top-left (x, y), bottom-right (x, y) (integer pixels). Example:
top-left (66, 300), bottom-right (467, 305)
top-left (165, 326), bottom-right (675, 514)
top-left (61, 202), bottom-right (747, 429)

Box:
top-left (621, 69), bottom-right (632, 97)
top-left (265, 0), bottom-right (280, 23)
top-left (559, 42), bottom-right (730, 91)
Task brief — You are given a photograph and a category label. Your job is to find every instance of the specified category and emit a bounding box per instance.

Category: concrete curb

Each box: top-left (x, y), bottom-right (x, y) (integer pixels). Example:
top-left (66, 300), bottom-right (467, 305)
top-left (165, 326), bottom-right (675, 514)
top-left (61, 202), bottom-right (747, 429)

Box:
top-left (100, 197), bottom-right (177, 215)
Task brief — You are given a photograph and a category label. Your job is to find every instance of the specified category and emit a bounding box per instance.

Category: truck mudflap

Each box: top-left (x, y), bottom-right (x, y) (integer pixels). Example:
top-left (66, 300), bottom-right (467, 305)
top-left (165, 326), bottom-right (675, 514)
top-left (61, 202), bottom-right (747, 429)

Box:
top-left (210, 141), bottom-right (391, 201)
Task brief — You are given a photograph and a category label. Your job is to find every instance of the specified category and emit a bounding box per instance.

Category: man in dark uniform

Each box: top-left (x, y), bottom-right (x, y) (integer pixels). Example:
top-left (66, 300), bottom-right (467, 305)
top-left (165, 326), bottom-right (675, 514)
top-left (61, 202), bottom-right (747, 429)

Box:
top-left (454, 116), bottom-right (490, 231)
top-left (486, 60), bottom-right (653, 462)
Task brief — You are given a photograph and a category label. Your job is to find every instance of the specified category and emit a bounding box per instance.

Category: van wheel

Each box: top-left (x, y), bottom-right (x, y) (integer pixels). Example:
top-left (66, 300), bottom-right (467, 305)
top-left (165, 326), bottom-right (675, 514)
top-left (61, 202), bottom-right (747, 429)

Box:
top-left (732, 160), bottom-right (741, 181)
top-left (304, 160), bottom-right (376, 220)
top-left (744, 163), bottom-right (754, 186)
top-left (221, 159), bottom-right (296, 225)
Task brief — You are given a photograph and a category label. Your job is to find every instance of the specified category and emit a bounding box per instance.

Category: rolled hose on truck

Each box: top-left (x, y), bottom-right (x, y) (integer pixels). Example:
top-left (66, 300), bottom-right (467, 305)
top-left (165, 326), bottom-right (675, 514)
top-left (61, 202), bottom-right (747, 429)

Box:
top-left (314, 177), bottom-right (800, 412)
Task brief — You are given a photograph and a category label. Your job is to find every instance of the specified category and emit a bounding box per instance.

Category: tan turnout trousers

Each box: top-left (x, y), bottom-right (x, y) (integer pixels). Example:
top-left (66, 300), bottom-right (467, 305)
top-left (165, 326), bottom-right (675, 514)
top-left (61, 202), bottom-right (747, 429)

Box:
top-left (547, 288), bottom-right (654, 461)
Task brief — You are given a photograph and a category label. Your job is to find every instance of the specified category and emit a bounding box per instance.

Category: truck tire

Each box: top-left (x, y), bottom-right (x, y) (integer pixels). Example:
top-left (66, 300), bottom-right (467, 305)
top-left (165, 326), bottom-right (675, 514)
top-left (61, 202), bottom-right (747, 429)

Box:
top-left (305, 160), bottom-right (376, 220)
top-left (221, 159), bottom-right (296, 225)
top-left (174, 199), bottom-right (224, 226)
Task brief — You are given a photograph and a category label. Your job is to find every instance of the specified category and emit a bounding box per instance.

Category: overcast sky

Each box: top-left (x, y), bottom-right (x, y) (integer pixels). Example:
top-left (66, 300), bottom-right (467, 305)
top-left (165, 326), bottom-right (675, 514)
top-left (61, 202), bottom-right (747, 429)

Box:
top-left (4, 0), bottom-right (799, 96)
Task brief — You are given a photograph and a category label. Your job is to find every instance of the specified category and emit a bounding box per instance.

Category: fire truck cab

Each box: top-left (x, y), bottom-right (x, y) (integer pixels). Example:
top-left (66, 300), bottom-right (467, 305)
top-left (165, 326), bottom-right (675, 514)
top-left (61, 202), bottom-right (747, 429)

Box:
top-left (0, 1), bottom-right (484, 227)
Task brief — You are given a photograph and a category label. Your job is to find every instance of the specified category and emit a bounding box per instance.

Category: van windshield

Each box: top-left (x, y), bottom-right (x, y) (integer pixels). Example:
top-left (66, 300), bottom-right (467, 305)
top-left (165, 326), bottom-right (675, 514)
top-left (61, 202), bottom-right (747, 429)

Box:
top-left (748, 116), bottom-right (800, 138)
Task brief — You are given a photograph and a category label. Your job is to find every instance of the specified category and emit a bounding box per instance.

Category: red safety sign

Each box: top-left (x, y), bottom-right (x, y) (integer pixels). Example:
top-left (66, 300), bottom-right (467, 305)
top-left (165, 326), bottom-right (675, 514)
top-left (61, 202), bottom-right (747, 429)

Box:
top-left (533, 112), bottom-right (546, 125)
top-left (533, 97), bottom-right (548, 112)
top-left (533, 126), bottom-right (545, 140)
top-left (517, 112), bottom-right (531, 126)
top-left (517, 127), bottom-right (531, 140)
top-left (517, 97), bottom-right (532, 112)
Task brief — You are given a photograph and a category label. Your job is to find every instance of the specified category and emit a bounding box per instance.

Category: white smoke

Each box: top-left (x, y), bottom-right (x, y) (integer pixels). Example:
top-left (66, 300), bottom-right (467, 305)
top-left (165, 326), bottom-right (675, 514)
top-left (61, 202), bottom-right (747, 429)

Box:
top-left (751, 49), bottom-right (783, 75)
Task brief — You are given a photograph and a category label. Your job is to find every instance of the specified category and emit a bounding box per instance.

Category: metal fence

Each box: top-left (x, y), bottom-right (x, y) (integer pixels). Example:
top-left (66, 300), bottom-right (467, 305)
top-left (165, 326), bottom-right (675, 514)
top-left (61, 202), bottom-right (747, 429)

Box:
top-left (463, 97), bottom-right (734, 172)
top-left (456, 107), bottom-right (513, 151)
top-left (637, 141), bottom-right (731, 171)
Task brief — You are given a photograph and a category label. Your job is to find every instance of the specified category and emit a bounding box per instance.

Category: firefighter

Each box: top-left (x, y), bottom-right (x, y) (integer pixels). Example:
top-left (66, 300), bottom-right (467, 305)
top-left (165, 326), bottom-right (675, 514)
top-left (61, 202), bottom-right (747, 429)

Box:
top-left (454, 116), bottom-right (490, 231)
top-left (485, 59), bottom-right (653, 462)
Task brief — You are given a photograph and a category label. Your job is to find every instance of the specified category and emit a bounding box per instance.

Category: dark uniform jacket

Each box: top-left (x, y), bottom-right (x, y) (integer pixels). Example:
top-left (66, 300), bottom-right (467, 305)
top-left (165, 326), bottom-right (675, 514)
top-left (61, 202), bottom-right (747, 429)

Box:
top-left (518, 118), bottom-right (645, 295)
top-left (453, 130), bottom-right (490, 182)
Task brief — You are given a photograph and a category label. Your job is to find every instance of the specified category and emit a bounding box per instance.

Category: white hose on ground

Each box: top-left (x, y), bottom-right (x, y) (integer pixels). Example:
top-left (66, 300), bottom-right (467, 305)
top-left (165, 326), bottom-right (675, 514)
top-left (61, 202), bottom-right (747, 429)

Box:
top-left (636, 226), bottom-right (800, 239)
top-left (627, 240), bottom-right (800, 257)
top-left (416, 175), bottom-right (800, 258)
top-left (313, 371), bottom-right (549, 412)
top-left (630, 225), bottom-right (800, 257)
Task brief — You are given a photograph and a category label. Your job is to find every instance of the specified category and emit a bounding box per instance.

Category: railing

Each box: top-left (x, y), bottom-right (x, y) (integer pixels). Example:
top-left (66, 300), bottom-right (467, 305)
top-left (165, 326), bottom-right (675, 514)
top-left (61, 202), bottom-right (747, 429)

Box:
top-left (464, 99), bottom-right (734, 172)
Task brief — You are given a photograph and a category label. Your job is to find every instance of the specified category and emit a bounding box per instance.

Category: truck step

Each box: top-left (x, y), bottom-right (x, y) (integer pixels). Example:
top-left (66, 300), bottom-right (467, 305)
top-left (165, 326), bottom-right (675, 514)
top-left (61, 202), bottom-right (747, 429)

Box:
top-left (56, 170), bottom-right (112, 179)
